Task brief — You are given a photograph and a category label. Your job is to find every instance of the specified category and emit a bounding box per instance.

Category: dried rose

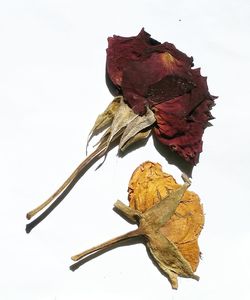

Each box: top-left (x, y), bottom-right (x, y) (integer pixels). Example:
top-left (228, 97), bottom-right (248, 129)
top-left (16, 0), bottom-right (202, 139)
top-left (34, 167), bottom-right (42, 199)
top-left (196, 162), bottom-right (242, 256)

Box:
top-left (128, 161), bottom-right (204, 273)
top-left (26, 29), bottom-right (214, 231)
top-left (106, 29), bottom-right (216, 164)
top-left (70, 162), bottom-right (204, 289)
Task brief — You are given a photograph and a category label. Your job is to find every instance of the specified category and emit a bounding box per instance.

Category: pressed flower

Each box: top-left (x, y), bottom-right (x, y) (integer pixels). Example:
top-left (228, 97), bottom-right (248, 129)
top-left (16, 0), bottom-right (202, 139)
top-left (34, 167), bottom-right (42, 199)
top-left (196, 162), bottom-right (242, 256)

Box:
top-left (70, 162), bottom-right (204, 289)
top-left (26, 29), bottom-right (215, 231)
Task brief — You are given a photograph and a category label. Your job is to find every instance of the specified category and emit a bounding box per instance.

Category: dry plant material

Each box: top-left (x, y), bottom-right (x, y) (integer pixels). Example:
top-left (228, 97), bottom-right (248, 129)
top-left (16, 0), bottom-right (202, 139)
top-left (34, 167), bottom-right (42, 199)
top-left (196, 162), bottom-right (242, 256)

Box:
top-left (71, 162), bottom-right (204, 289)
top-left (26, 96), bottom-right (155, 225)
top-left (26, 29), bottom-right (214, 229)
top-left (106, 29), bottom-right (217, 164)
top-left (128, 161), bottom-right (204, 273)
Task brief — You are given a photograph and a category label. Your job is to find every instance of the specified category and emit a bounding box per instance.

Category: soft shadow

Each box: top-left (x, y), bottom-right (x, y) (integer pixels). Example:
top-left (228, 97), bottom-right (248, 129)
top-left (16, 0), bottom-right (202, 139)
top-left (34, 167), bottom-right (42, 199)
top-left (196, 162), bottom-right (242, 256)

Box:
top-left (118, 131), bottom-right (193, 177)
top-left (70, 235), bottom-right (145, 271)
top-left (152, 135), bottom-right (194, 177)
top-left (117, 132), bottom-right (151, 158)
top-left (105, 66), bottom-right (120, 97)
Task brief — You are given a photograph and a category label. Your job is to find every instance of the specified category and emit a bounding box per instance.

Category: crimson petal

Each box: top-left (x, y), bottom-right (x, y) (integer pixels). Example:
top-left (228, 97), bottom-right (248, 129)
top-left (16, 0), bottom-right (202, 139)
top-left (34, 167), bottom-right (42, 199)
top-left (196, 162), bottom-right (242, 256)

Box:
top-left (106, 29), bottom-right (217, 165)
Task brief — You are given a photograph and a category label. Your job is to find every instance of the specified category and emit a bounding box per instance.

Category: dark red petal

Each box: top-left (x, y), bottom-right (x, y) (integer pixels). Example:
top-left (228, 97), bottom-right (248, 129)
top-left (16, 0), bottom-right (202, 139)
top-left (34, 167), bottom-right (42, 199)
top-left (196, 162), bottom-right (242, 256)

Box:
top-left (106, 29), bottom-right (194, 103)
top-left (153, 92), bottom-right (216, 164)
top-left (106, 28), bottom-right (153, 86)
top-left (106, 29), bottom-right (217, 164)
top-left (147, 75), bottom-right (195, 104)
top-left (154, 121), bottom-right (204, 164)
top-left (149, 65), bottom-right (216, 164)
top-left (121, 52), bottom-right (194, 114)
top-left (153, 113), bottom-right (203, 164)
top-left (143, 42), bottom-right (193, 67)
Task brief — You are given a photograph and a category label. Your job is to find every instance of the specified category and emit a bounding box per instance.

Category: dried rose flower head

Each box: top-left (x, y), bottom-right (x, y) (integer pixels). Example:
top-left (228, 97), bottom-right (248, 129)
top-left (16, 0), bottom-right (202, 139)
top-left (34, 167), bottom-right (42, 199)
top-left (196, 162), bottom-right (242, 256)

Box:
top-left (106, 29), bottom-right (216, 164)
top-left (70, 162), bottom-right (204, 289)
top-left (128, 161), bottom-right (204, 273)
top-left (26, 29), bottom-right (213, 231)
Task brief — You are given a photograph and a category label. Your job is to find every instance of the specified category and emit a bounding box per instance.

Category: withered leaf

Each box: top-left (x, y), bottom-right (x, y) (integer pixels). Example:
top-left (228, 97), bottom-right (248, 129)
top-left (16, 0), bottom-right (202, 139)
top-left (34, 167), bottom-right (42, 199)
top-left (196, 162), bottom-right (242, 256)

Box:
top-left (70, 162), bottom-right (204, 289)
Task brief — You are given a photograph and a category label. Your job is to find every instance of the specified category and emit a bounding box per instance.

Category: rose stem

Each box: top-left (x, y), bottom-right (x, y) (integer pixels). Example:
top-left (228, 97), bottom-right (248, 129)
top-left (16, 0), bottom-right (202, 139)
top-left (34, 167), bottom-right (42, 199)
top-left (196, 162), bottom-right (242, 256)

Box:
top-left (71, 228), bottom-right (142, 262)
top-left (26, 141), bottom-right (108, 221)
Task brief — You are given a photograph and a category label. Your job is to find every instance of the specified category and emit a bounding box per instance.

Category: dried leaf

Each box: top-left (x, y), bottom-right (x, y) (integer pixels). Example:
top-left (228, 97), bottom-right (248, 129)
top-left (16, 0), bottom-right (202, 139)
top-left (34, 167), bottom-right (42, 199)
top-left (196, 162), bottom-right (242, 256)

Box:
top-left (71, 162), bottom-right (203, 289)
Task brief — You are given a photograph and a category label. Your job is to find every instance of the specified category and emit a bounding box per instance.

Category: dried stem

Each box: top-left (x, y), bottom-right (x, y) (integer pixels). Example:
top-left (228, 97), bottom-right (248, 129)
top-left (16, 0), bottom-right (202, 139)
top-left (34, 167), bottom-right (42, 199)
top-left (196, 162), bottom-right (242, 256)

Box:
top-left (26, 141), bottom-right (108, 220)
top-left (71, 228), bottom-right (142, 261)
top-left (114, 200), bottom-right (142, 223)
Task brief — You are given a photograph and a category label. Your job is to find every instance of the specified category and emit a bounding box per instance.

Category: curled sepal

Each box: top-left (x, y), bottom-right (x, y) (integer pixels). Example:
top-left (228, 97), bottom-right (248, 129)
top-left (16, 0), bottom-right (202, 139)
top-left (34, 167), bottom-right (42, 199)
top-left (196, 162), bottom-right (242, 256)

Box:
top-left (87, 96), bottom-right (122, 146)
top-left (104, 97), bottom-right (138, 147)
top-left (88, 96), bottom-right (155, 154)
top-left (147, 231), bottom-right (199, 289)
top-left (119, 107), bottom-right (156, 151)
top-left (120, 129), bottom-right (151, 152)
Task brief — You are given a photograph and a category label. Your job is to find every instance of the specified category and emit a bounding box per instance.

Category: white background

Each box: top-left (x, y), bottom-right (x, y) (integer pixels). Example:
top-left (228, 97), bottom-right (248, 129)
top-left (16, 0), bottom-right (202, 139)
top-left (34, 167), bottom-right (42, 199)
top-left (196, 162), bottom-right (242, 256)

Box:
top-left (1, 0), bottom-right (250, 299)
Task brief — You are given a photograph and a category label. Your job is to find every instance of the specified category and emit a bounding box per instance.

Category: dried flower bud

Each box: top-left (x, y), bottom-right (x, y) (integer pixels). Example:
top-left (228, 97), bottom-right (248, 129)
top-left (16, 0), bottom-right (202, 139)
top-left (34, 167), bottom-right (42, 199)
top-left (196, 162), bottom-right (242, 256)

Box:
top-left (70, 162), bottom-right (204, 289)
